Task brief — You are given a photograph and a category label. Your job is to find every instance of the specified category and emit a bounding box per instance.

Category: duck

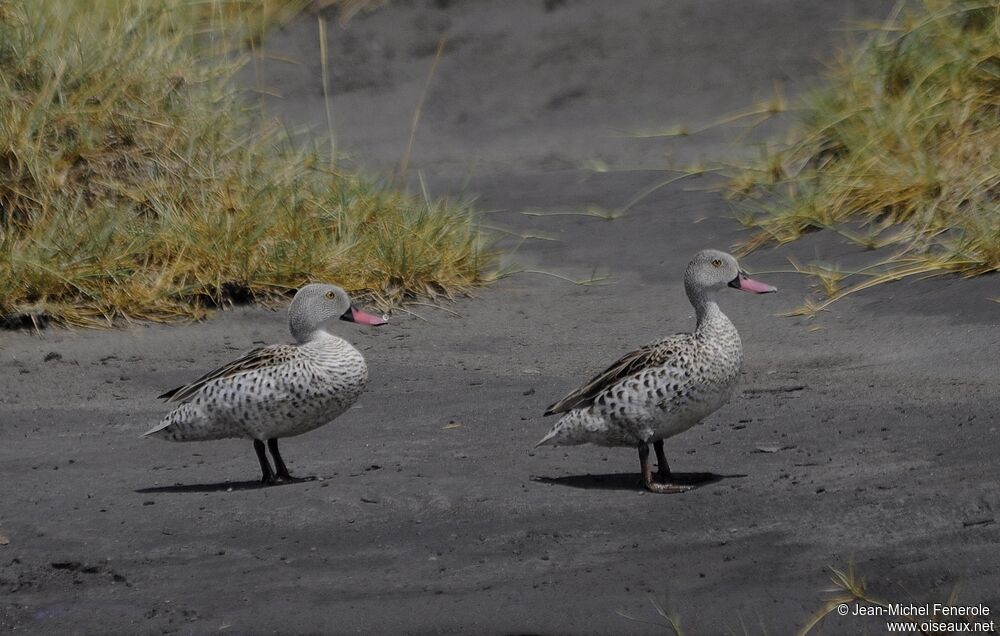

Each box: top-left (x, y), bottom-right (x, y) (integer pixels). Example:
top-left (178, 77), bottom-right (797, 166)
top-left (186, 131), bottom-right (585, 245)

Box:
top-left (144, 283), bottom-right (387, 485)
top-left (536, 249), bottom-right (776, 493)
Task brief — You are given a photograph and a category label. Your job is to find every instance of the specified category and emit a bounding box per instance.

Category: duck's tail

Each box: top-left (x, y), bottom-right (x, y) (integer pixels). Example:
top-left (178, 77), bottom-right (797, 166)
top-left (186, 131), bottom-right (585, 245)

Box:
top-left (534, 409), bottom-right (614, 449)
top-left (142, 403), bottom-right (217, 442)
top-left (534, 411), bottom-right (589, 448)
top-left (142, 420), bottom-right (173, 439)
top-left (534, 427), bottom-right (560, 448)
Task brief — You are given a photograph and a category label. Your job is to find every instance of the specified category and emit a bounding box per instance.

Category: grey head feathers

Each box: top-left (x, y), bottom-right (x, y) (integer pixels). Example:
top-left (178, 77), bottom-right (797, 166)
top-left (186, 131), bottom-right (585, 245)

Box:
top-left (683, 249), bottom-right (741, 310)
top-left (288, 284), bottom-right (354, 343)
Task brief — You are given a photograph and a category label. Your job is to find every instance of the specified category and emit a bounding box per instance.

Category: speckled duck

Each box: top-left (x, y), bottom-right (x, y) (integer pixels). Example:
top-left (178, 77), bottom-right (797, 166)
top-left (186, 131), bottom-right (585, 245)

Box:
top-left (536, 249), bottom-right (776, 493)
top-left (144, 284), bottom-right (386, 485)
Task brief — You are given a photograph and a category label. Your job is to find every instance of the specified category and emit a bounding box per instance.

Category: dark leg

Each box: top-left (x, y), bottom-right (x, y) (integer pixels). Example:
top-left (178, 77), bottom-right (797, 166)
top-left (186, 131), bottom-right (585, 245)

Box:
top-left (254, 439), bottom-right (276, 485)
top-left (654, 440), bottom-right (671, 483)
top-left (637, 442), bottom-right (691, 494)
top-left (267, 438), bottom-right (294, 481)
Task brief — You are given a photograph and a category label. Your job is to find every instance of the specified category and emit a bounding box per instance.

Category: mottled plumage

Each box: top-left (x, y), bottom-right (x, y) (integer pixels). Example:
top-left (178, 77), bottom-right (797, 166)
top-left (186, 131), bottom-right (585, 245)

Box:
top-left (144, 284), bottom-right (387, 485)
top-left (537, 249), bottom-right (776, 493)
top-left (156, 345), bottom-right (299, 404)
top-left (146, 337), bottom-right (367, 443)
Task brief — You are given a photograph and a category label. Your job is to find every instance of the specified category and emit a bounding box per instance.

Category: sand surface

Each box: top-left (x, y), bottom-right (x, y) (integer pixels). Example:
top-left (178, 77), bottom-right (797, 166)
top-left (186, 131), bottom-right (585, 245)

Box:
top-left (2, 1), bottom-right (998, 634)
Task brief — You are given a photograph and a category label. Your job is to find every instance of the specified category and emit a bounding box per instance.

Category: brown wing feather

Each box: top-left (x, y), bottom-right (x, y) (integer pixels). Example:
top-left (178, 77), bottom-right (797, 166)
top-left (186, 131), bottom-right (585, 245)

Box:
top-left (543, 337), bottom-right (683, 416)
top-left (158, 344), bottom-right (296, 403)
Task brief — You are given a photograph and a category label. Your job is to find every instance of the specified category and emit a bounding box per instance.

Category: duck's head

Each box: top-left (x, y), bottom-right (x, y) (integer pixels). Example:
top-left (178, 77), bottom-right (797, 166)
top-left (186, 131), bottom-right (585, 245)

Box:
top-left (288, 283), bottom-right (387, 342)
top-left (684, 249), bottom-right (777, 300)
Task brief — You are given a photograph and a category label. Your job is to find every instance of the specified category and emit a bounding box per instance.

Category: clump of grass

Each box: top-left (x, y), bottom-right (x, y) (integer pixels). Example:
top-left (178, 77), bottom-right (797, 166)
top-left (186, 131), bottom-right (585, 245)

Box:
top-left (615, 561), bottom-right (995, 635)
top-left (617, 596), bottom-right (684, 635)
top-left (801, 560), bottom-right (997, 635)
top-left (726, 0), bottom-right (999, 312)
top-left (0, 0), bottom-right (487, 328)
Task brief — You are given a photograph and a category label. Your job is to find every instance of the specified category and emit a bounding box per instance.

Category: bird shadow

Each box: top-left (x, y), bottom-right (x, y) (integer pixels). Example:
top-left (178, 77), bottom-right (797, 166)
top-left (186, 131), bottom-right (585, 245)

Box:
top-left (532, 471), bottom-right (745, 492)
top-left (135, 476), bottom-right (318, 494)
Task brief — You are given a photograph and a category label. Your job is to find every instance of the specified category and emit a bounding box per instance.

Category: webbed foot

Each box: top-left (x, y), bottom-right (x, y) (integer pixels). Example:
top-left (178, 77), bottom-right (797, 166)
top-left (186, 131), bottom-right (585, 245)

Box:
top-left (638, 441), bottom-right (693, 494)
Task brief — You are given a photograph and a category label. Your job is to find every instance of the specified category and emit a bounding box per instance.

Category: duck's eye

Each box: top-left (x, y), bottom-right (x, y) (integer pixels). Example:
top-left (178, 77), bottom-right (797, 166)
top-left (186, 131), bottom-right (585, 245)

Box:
top-left (324, 290), bottom-right (337, 300)
top-left (711, 259), bottom-right (722, 268)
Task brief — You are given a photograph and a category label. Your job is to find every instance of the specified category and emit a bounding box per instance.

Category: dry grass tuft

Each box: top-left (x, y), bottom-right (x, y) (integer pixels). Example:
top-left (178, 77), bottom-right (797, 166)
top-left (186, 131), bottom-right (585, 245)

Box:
top-left (615, 561), bottom-right (996, 635)
top-left (0, 0), bottom-right (488, 328)
top-left (801, 560), bottom-right (997, 635)
top-left (617, 595), bottom-right (685, 635)
top-left (725, 0), bottom-right (999, 311)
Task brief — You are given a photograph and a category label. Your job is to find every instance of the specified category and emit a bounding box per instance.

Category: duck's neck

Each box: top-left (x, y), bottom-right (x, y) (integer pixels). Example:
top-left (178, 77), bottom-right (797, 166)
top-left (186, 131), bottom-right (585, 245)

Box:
top-left (291, 325), bottom-right (337, 345)
top-left (687, 285), bottom-right (730, 334)
top-left (695, 298), bottom-right (722, 331)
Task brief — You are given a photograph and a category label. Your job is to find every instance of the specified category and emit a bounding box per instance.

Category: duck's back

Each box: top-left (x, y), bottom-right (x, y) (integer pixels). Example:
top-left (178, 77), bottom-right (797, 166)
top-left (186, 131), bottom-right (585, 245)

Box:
top-left (149, 334), bottom-right (368, 442)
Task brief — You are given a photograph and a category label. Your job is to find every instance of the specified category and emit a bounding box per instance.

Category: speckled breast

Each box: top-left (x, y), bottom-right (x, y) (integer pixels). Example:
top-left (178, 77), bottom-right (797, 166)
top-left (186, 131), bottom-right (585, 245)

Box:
top-left (238, 338), bottom-right (369, 440)
top-left (648, 329), bottom-right (744, 440)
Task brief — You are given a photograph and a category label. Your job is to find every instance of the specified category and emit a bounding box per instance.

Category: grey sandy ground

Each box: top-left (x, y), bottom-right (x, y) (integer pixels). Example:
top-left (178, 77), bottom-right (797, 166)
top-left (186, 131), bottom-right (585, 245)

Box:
top-left (2, 1), bottom-right (999, 634)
